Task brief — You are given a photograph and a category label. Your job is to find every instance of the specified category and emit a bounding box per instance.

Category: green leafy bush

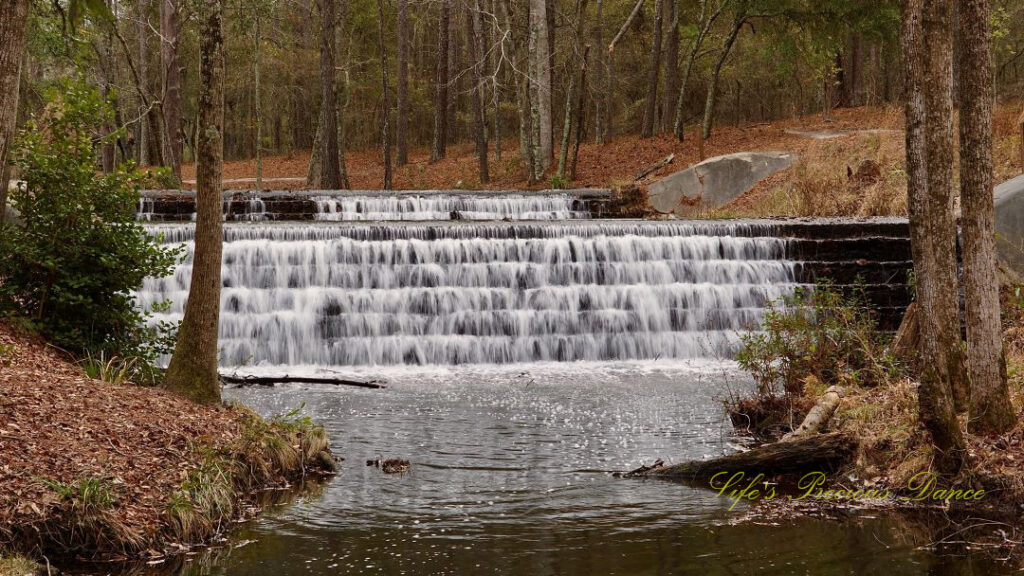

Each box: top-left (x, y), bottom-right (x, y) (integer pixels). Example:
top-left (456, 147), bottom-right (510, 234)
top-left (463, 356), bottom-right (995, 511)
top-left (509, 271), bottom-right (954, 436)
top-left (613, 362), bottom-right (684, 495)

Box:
top-left (736, 281), bottom-right (901, 398)
top-left (0, 81), bottom-right (181, 372)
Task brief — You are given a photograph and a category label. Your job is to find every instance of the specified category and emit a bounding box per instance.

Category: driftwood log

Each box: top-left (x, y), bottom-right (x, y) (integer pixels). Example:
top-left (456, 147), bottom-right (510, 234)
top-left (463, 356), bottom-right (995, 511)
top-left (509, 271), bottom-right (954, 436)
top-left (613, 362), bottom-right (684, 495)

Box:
top-left (220, 373), bottom-right (386, 389)
top-left (781, 386), bottom-right (844, 441)
top-left (634, 153), bottom-right (675, 182)
top-left (637, 432), bottom-right (857, 481)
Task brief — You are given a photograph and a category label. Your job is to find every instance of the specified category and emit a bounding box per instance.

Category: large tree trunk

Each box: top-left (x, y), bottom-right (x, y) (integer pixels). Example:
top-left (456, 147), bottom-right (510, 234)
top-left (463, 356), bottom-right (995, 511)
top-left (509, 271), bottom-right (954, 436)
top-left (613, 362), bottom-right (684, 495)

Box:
top-left (253, 15), bottom-right (263, 191)
top-left (161, 0), bottom-right (183, 181)
top-left (395, 0), bottom-right (409, 166)
top-left (431, 0), bottom-right (451, 162)
top-left (922, 0), bottom-right (969, 413)
top-left (163, 0), bottom-right (224, 406)
top-left (701, 12), bottom-right (743, 140)
top-left (641, 0), bottom-right (664, 138)
top-left (530, 0), bottom-right (553, 174)
top-left (0, 0), bottom-right (28, 224)
top-left (334, 1), bottom-right (351, 189)
top-left (317, 0), bottom-right (343, 189)
top-left (660, 0), bottom-right (680, 134)
top-left (377, 0), bottom-right (393, 189)
top-left (902, 0), bottom-right (967, 474)
top-left (957, 0), bottom-right (1016, 434)
top-left (468, 0), bottom-right (490, 183)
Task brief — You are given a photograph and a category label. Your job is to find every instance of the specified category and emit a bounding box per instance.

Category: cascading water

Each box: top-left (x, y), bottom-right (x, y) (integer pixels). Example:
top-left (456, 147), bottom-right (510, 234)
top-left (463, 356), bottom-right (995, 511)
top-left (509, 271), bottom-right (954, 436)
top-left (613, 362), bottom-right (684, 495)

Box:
top-left (139, 220), bottom-right (800, 367)
top-left (312, 193), bottom-right (590, 221)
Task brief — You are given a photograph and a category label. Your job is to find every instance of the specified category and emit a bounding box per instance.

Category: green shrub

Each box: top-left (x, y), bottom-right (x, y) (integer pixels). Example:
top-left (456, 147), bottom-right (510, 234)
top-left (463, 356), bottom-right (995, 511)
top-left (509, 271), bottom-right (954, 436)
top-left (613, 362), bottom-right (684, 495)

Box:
top-left (549, 175), bottom-right (568, 190)
top-left (0, 81), bottom-right (181, 369)
top-left (736, 281), bottom-right (901, 397)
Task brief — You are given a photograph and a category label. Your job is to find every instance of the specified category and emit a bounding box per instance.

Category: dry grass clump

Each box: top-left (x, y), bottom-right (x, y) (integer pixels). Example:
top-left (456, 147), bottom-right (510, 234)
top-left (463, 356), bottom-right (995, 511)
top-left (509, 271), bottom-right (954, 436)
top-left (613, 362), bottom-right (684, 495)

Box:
top-left (0, 556), bottom-right (40, 576)
top-left (721, 131), bottom-right (908, 218)
top-left (164, 406), bottom-right (336, 546)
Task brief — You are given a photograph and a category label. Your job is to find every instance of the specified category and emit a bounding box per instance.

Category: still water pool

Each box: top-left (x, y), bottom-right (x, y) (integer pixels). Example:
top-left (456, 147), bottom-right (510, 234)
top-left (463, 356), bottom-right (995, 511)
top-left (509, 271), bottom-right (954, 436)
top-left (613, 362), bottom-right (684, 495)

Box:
top-left (142, 362), bottom-right (1010, 575)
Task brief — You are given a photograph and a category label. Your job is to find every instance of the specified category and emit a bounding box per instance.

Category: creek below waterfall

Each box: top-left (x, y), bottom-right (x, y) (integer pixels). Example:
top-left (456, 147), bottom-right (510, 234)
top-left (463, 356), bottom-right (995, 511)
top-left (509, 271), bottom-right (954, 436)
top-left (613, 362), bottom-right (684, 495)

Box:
top-left (98, 361), bottom-right (1011, 576)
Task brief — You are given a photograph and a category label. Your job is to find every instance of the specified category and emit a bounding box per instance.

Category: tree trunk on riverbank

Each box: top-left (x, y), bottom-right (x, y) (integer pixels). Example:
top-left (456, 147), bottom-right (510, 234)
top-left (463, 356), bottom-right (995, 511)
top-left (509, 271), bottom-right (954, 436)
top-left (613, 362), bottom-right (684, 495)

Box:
top-left (641, 0), bottom-right (664, 138)
top-left (0, 0), bottom-right (29, 223)
top-left (957, 0), bottom-right (1016, 435)
top-left (163, 0), bottom-right (224, 406)
top-left (902, 0), bottom-right (967, 474)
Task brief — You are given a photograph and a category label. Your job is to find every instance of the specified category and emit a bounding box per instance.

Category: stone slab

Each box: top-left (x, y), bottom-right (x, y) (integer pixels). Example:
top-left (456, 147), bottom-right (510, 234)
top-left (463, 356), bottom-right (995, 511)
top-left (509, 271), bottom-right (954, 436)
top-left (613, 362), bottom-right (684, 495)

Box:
top-left (647, 151), bottom-right (795, 213)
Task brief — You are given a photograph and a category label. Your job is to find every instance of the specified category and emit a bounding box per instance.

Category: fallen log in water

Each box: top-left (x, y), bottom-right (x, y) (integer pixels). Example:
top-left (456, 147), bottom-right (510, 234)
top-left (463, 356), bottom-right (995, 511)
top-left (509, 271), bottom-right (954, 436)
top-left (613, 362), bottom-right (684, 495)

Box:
top-left (634, 432), bottom-right (857, 482)
top-left (220, 373), bottom-right (386, 389)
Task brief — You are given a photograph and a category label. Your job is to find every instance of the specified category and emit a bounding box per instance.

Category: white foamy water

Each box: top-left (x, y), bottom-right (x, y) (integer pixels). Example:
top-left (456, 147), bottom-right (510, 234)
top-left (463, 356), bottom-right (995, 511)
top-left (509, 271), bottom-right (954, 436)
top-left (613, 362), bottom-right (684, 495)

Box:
top-left (139, 220), bottom-right (799, 367)
top-left (312, 194), bottom-right (590, 221)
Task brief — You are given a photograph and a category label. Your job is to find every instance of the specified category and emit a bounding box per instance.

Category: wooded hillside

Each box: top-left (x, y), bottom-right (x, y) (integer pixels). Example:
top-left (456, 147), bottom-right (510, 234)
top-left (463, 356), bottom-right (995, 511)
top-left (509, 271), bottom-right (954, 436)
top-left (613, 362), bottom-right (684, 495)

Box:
top-left (8, 0), bottom-right (1024, 188)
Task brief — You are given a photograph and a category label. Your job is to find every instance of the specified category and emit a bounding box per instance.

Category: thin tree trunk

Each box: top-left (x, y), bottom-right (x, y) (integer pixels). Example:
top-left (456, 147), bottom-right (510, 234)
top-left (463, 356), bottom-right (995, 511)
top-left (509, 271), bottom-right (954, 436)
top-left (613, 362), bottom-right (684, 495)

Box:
top-left (254, 15), bottom-right (263, 191)
top-left (701, 12), bottom-right (743, 140)
top-left (530, 0), bottom-right (553, 173)
top-left (902, 0), bottom-right (966, 474)
top-left (161, 0), bottom-right (183, 181)
top-left (0, 0), bottom-right (29, 226)
top-left (468, 0), bottom-right (490, 183)
top-left (673, 0), bottom-right (722, 140)
top-left (592, 0), bottom-right (605, 144)
top-left (334, 2), bottom-right (351, 188)
top-left (318, 0), bottom-right (343, 188)
top-left (957, 0), bottom-right (1016, 434)
top-left (431, 0), bottom-right (450, 162)
top-left (396, 0), bottom-right (409, 166)
top-left (377, 0), bottom-right (393, 189)
top-left (447, 10), bottom-right (459, 145)
top-left (661, 0), bottom-right (679, 133)
top-left (136, 0), bottom-right (149, 165)
top-left (163, 0), bottom-right (224, 405)
top-left (557, 74), bottom-right (575, 180)
top-left (491, 0), bottom-right (502, 163)
top-left (570, 45), bottom-right (589, 180)
top-left (641, 0), bottom-right (664, 138)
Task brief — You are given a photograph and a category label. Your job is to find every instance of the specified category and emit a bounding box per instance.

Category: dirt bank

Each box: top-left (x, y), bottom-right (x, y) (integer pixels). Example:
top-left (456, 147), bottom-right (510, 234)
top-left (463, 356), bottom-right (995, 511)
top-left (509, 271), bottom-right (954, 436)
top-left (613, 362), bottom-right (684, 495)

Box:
top-left (0, 322), bottom-right (334, 564)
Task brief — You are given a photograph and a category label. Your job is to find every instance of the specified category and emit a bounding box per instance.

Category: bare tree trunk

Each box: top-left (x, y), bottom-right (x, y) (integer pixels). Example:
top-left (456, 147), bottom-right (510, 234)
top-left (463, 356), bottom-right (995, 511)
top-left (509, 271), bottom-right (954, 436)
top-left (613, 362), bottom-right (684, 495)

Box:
top-left (468, 0), bottom-right (490, 183)
top-left (136, 0), bottom-right (149, 165)
top-left (490, 0), bottom-right (502, 163)
top-left (161, 0), bottom-right (183, 181)
top-left (530, 0), bottom-right (553, 173)
top-left (922, 0), bottom-right (969, 413)
top-left (254, 15), bottom-right (263, 191)
top-left (163, 0), bottom-right (224, 406)
top-left (903, 0), bottom-right (966, 474)
top-left (701, 11), bottom-right (743, 140)
top-left (0, 0), bottom-right (28, 225)
top-left (641, 0), bottom-right (664, 138)
top-left (431, 0), bottom-right (450, 162)
top-left (592, 0), bottom-right (605, 144)
top-left (334, 2), bottom-right (351, 188)
top-left (673, 0), bottom-right (722, 140)
top-left (570, 45), bottom-right (589, 180)
top-left (661, 0), bottom-right (679, 134)
top-left (447, 10), bottom-right (459, 145)
top-left (318, 0), bottom-right (343, 188)
top-left (958, 0), bottom-right (1016, 434)
top-left (396, 0), bottom-right (409, 166)
top-left (377, 0), bottom-right (393, 189)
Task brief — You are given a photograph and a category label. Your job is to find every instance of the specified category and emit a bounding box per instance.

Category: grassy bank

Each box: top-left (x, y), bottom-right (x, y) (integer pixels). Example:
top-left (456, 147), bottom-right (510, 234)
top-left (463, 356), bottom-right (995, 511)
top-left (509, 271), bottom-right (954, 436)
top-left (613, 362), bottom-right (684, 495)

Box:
top-left (0, 322), bottom-right (335, 566)
top-left (723, 280), bottom-right (1024, 508)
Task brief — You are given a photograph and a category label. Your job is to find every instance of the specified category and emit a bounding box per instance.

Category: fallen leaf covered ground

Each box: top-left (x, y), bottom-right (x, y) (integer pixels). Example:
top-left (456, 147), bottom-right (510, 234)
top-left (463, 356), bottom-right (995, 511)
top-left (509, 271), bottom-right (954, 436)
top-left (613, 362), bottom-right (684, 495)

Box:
top-left (0, 322), bottom-right (241, 556)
